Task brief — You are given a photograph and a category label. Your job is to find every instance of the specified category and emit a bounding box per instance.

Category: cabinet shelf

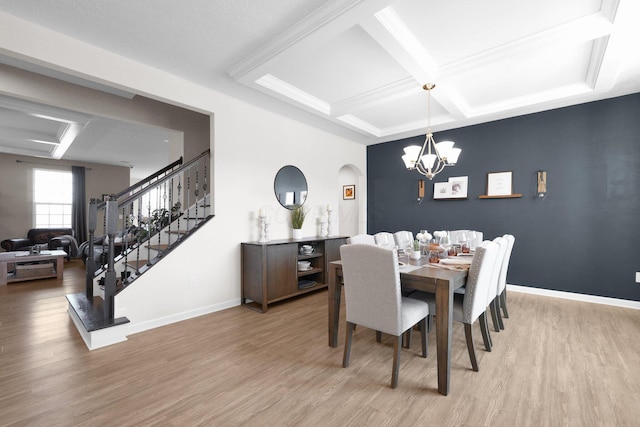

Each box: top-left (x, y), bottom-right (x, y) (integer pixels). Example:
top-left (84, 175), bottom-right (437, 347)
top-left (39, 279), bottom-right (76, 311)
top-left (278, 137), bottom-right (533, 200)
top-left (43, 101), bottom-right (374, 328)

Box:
top-left (297, 267), bottom-right (322, 277)
top-left (298, 253), bottom-right (323, 260)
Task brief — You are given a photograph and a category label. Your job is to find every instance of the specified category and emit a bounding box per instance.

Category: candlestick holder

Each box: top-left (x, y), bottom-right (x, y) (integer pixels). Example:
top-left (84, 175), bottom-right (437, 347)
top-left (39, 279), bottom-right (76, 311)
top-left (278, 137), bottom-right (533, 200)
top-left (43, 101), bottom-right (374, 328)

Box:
top-left (319, 220), bottom-right (328, 237)
top-left (327, 208), bottom-right (334, 236)
top-left (259, 216), bottom-right (270, 242)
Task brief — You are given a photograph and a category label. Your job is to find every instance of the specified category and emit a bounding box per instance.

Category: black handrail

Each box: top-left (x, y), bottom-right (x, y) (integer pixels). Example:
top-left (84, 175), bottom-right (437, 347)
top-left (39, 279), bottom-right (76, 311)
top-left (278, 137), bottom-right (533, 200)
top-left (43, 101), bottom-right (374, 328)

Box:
top-left (117, 150), bottom-right (209, 207)
top-left (115, 156), bottom-right (184, 199)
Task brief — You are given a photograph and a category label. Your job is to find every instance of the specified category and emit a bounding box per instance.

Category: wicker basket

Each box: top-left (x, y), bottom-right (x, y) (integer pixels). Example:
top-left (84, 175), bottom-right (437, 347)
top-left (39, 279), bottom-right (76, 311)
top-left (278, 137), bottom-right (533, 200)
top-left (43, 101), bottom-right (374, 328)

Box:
top-left (15, 262), bottom-right (55, 278)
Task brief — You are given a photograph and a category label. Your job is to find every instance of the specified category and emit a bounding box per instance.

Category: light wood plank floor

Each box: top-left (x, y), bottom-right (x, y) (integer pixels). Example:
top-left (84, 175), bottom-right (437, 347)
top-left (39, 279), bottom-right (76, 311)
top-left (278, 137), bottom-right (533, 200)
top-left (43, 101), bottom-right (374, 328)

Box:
top-left (1, 259), bottom-right (639, 426)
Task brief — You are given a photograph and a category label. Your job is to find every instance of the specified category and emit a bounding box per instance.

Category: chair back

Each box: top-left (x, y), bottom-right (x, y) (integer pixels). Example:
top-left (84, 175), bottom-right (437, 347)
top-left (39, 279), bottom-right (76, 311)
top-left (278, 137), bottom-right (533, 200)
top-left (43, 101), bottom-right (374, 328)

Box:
top-left (462, 240), bottom-right (499, 324)
top-left (393, 231), bottom-right (414, 249)
top-left (346, 234), bottom-right (376, 245)
top-left (449, 230), bottom-right (483, 248)
top-left (340, 244), bottom-right (403, 336)
top-left (374, 232), bottom-right (395, 249)
top-left (497, 234), bottom-right (515, 294)
top-left (488, 237), bottom-right (508, 306)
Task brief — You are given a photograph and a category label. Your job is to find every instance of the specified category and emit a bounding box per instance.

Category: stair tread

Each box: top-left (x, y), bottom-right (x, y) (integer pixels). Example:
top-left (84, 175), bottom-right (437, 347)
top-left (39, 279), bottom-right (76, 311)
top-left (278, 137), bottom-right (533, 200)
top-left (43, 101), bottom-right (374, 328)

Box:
top-left (66, 293), bottom-right (130, 332)
top-left (126, 260), bottom-right (149, 269)
top-left (165, 230), bottom-right (188, 235)
top-left (147, 244), bottom-right (169, 250)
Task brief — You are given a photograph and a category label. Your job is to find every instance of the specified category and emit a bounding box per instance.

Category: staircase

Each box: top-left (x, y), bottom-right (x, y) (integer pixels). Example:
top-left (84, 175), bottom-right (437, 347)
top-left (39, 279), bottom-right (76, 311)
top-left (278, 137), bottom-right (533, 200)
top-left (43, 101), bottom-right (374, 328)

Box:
top-left (67, 150), bottom-right (212, 350)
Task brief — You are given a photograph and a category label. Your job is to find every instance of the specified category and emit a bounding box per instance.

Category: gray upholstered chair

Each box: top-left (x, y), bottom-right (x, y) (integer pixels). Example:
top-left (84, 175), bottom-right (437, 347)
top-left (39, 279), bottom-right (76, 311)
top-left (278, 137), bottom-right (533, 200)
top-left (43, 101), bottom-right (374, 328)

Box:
top-left (393, 230), bottom-right (413, 251)
top-left (495, 234), bottom-right (515, 327)
top-left (340, 244), bottom-right (430, 388)
top-left (487, 237), bottom-right (508, 335)
top-left (411, 240), bottom-right (500, 371)
top-left (374, 232), bottom-right (395, 249)
top-left (346, 234), bottom-right (376, 245)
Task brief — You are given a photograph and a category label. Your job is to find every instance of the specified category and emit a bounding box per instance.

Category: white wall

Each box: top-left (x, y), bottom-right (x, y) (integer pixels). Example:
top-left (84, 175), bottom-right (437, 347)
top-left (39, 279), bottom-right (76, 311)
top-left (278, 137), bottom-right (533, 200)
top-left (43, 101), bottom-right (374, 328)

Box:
top-left (0, 12), bottom-right (366, 322)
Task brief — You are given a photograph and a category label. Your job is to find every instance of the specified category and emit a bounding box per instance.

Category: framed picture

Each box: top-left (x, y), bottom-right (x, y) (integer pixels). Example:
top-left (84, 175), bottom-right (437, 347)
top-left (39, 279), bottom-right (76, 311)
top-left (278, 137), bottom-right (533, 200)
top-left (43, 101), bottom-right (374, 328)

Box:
top-left (448, 176), bottom-right (468, 198)
top-left (486, 171), bottom-right (513, 196)
top-left (343, 185), bottom-right (355, 200)
top-left (433, 182), bottom-right (451, 199)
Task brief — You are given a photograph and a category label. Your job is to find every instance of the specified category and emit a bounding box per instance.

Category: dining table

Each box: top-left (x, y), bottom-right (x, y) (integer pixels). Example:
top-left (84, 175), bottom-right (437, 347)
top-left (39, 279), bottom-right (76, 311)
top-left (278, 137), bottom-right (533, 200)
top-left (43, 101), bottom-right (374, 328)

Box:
top-left (327, 257), bottom-right (468, 396)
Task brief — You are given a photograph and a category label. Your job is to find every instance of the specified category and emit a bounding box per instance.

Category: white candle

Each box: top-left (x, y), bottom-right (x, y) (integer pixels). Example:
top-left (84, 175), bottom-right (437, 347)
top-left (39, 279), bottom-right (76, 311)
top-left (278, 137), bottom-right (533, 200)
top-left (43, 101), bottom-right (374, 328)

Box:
top-left (327, 204), bottom-right (332, 211)
top-left (259, 208), bottom-right (266, 218)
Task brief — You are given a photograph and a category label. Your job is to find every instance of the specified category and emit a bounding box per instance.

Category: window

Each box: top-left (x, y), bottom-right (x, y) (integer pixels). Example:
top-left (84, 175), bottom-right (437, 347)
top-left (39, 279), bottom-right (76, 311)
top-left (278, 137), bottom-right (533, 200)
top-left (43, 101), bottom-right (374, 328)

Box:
top-left (34, 169), bottom-right (72, 228)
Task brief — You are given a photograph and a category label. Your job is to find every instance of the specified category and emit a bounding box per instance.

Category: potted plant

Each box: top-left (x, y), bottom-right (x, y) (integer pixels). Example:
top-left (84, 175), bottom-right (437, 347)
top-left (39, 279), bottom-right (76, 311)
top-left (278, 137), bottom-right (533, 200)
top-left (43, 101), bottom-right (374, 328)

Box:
top-left (290, 205), bottom-right (307, 240)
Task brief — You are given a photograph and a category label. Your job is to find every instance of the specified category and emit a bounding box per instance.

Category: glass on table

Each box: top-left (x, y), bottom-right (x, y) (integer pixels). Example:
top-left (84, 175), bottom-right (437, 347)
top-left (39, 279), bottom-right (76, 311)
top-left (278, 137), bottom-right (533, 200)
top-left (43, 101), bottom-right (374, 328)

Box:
top-left (461, 241), bottom-right (470, 254)
top-left (446, 245), bottom-right (457, 257)
top-left (428, 250), bottom-right (440, 263)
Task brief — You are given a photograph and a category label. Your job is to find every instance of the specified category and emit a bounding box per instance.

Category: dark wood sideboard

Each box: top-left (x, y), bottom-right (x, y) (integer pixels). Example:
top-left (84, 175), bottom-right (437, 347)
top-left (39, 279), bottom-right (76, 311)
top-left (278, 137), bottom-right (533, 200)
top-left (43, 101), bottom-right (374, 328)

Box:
top-left (241, 236), bottom-right (347, 312)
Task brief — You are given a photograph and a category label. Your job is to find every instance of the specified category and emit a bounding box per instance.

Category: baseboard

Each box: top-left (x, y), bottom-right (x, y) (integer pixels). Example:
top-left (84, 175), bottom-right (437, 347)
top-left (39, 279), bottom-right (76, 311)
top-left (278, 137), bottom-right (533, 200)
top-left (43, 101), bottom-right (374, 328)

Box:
top-left (126, 298), bottom-right (241, 336)
top-left (508, 284), bottom-right (640, 310)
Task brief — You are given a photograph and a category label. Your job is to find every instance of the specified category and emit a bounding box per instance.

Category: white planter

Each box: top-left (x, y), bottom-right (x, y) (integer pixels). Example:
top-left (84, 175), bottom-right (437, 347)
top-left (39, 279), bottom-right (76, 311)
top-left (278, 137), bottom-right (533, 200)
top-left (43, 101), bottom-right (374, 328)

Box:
top-left (292, 228), bottom-right (303, 240)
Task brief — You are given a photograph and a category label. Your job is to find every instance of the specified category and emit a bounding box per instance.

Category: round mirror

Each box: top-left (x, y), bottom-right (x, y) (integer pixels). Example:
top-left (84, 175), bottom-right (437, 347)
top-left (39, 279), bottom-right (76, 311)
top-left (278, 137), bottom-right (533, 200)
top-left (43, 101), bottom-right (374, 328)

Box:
top-left (274, 165), bottom-right (308, 209)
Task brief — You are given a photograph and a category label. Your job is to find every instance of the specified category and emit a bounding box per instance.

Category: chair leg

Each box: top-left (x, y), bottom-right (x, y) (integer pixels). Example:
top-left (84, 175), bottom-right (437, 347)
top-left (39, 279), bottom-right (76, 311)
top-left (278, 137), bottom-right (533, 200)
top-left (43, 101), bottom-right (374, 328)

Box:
top-left (479, 312), bottom-right (492, 352)
top-left (343, 322), bottom-right (355, 368)
top-left (376, 330), bottom-right (382, 343)
top-left (403, 328), bottom-right (412, 348)
top-left (464, 323), bottom-right (479, 372)
top-left (489, 298), bottom-right (500, 332)
top-left (420, 317), bottom-right (428, 358)
top-left (495, 298), bottom-right (505, 330)
top-left (391, 335), bottom-right (402, 388)
top-left (500, 290), bottom-right (509, 318)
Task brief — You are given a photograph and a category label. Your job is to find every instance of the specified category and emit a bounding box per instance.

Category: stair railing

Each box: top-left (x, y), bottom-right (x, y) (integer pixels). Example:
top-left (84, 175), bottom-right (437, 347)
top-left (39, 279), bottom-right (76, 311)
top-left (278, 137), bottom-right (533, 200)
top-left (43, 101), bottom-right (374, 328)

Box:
top-left (85, 150), bottom-right (211, 317)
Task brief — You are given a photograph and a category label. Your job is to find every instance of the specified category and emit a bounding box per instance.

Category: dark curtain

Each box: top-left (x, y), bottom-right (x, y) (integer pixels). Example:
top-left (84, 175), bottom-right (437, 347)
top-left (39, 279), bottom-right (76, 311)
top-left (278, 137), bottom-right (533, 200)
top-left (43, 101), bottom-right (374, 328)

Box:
top-left (71, 166), bottom-right (87, 243)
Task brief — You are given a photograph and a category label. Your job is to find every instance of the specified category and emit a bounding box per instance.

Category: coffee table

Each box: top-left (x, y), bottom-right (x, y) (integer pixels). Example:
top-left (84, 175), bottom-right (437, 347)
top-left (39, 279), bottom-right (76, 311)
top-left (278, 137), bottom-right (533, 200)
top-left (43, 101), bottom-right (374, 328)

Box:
top-left (0, 250), bottom-right (67, 285)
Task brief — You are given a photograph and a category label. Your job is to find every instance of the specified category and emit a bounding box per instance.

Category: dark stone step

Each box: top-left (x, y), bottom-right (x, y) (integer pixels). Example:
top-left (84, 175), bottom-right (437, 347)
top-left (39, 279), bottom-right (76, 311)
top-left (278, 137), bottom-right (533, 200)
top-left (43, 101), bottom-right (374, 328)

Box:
top-left (66, 293), bottom-right (129, 332)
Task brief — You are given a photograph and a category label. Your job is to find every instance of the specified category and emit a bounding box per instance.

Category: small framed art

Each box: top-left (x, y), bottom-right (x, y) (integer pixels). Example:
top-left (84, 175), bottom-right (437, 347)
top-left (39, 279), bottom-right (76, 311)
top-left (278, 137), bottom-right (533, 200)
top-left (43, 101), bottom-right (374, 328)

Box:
top-left (449, 176), bottom-right (468, 198)
top-left (343, 185), bottom-right (355, 200)
top-left (433, 182), bottom-right (451, 199)
top-left (486, 171), bottom-right (513, 196)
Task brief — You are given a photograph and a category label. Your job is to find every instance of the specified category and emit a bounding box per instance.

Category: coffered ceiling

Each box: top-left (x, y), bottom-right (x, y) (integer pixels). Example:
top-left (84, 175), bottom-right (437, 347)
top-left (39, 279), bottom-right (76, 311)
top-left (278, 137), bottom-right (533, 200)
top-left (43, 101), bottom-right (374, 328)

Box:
top-left (0, 0), bottom-right (638, 167)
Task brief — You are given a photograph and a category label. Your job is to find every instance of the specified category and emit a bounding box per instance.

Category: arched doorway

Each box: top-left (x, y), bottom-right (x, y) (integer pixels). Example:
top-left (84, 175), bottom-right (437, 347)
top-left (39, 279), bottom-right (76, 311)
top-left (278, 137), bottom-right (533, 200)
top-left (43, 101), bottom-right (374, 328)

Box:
top-left (338, 164), bottom-right (364, 237)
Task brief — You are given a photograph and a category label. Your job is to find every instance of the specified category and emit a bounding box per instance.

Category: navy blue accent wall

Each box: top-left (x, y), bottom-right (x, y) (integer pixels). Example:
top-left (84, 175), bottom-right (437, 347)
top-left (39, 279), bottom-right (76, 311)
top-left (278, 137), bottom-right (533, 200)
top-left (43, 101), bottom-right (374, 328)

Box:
top-left (367, 93), bottom-right (640, 301)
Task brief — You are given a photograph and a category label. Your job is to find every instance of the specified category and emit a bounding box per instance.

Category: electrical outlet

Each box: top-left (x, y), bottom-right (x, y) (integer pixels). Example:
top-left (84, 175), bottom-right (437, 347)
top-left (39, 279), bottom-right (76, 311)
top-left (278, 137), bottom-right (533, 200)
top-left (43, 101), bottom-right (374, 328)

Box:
top-left (636, 272), bottom-right (640, 283)
top-left (188, 276), bottom-right (198, 289)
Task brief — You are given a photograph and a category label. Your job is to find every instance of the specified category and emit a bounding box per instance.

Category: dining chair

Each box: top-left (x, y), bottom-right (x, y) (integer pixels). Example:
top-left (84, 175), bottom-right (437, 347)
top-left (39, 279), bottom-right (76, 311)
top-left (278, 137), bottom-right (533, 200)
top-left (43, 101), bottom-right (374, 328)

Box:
top-left (374, 232), bottom-right (395, 249)
top-left (346, 234), bottom-right (376, 245)
top-left (488, 237), bottom-right (508, 334)
top-left (410, 240), bottom-right (500, 371)
top-left (393, 230), bottom-right (414, 250)
top-left (340, 244), bottom-right (430, 388)
top-left (496, 234), bottom-right (515, 326)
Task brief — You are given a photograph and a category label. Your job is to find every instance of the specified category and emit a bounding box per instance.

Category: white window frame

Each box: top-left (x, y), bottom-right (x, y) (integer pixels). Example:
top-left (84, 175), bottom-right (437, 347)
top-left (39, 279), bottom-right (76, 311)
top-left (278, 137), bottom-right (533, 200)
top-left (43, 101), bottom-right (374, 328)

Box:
top-left (33, 169), bottom-right (73, 228)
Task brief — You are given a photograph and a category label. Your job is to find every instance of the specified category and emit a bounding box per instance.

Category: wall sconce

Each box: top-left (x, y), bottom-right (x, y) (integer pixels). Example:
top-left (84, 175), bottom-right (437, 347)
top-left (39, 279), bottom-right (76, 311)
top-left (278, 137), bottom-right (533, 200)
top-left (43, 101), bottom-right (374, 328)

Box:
top-left (417, 179), bottom-right (425, 204)
top-left (537, 170), bottom-right (547, 198)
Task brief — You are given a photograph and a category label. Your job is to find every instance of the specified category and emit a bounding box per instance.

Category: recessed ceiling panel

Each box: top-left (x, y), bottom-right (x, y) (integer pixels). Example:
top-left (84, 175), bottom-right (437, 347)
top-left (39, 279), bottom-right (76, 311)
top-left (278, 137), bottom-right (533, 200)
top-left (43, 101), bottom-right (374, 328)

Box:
top-left (273, 25), bottom-right (410, 104)
top-left (394, 0), bottom-right (603, 65)
top-left (448, 41), bottom-right (594, 109)
top-left (350, 90), bottom-right (450, 130)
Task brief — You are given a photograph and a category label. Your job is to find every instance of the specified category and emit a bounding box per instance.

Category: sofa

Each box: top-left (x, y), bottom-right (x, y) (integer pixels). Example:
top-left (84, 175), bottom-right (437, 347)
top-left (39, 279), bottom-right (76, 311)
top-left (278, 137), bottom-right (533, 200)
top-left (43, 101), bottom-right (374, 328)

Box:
top-left (1, 228), bottom-right (75, 257)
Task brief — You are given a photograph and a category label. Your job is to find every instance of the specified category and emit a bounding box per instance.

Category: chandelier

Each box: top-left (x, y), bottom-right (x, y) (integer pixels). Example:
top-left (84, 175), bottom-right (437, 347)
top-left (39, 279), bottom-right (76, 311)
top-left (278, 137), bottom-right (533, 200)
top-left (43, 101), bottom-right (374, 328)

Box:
top-left (401, 83), bottom-right (461, 180)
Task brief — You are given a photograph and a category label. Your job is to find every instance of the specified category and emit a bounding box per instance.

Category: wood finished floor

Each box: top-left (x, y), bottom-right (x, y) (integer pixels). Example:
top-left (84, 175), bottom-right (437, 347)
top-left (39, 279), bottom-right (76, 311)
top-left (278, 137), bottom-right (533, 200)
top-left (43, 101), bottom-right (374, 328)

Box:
top-left (1, 259), bottom-right (639, 426)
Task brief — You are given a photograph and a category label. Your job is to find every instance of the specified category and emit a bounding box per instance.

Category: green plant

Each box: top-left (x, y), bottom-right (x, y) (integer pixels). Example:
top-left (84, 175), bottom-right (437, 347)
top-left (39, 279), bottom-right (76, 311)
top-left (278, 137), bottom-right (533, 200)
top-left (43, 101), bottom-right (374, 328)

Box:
top-left (413, 239), bottom-right (420, 251)
top-left (290, 205), bottom-right (307, 229)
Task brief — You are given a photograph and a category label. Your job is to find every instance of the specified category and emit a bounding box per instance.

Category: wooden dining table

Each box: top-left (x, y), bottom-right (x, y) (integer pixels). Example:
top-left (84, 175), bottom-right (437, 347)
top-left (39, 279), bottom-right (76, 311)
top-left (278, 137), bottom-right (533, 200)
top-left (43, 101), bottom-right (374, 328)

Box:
top-left (327, 258), bottom-right (467, 396)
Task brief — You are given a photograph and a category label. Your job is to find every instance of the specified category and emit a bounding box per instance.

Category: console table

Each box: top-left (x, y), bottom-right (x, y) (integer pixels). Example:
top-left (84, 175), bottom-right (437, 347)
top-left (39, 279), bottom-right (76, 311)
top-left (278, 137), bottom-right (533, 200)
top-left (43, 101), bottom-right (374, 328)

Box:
top-left (241, 236), bottom-right (347, 312)
top-left (0, 250), bottom-right (66, 285)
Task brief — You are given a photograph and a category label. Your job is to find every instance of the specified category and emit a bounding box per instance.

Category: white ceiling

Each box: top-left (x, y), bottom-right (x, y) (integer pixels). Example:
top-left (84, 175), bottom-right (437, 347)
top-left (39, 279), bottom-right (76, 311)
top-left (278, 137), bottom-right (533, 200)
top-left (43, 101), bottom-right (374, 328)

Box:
top-left (0, 0), bottom-right (638, 170)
